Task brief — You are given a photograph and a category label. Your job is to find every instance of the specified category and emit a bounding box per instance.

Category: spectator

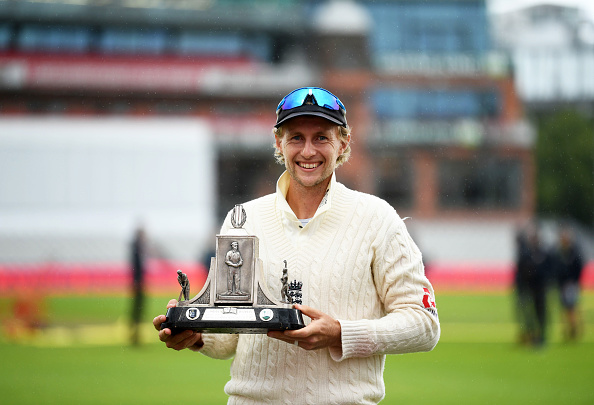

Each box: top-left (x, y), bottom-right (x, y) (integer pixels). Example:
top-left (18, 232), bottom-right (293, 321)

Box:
top-left (130, 225), bottom-right (147, 346)
top-left (515, 223), bottom-right (553, 347)
top-left (554, 225), bottom-right (584, 342)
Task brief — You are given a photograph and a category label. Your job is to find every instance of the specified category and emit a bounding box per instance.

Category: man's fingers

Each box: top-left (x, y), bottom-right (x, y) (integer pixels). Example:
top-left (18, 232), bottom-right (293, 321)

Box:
top-left (155, 299), bottom-right (203, 351)
top-left (153, 299), bottom-right (177, 331)
top-left (267, 330), bottom-right (302, 346)
top-left (166, 330), bottom-right (200, 351)
top-left (158, 327), bottom-right (171, 341)
top-left (269, 305), bottom-right (342, 350)
top-left (153, 314), bottom-right (166, 331)
top-left (269, 325), bottom-right (312, 343)
top-left (294, 304), bottom-right (323, 320)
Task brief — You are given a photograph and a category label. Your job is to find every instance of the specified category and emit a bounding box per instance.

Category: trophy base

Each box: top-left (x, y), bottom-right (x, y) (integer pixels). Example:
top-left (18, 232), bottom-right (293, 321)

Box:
top-left (161, 306), bottom-right (305, 334)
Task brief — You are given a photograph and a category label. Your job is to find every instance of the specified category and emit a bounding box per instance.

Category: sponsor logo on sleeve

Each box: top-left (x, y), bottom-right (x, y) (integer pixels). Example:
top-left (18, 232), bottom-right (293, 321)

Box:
top-left (422, 287), bottom-right (438, 317)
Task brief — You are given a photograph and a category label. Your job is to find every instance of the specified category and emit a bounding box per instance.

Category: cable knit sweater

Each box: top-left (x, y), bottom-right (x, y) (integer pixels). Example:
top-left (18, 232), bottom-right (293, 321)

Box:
top-left (199, 172), bottom-right (440, 404)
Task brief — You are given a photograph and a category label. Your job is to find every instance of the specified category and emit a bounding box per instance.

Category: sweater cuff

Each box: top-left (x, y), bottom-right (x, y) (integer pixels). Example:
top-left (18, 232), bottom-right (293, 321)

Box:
top-left (330, 319), bottom-right (376, 362)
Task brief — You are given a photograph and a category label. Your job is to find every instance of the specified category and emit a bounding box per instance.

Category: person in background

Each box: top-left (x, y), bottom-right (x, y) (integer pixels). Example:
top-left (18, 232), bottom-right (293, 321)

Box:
top-left (130, 225), bottom-right (147, 346)
top-left (514, 225), bottom-right (532, 345)
top-left (515, 223), bottom-right (553, 347)
top-left (153, 86), bottom-right (440, 404)
top-left (554, 225), bottom-right (584, 342)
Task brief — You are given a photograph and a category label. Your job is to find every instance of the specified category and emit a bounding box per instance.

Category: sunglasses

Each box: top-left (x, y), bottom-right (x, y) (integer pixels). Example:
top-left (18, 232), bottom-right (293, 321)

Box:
top-left (276, 87), bottom-right (346, 114)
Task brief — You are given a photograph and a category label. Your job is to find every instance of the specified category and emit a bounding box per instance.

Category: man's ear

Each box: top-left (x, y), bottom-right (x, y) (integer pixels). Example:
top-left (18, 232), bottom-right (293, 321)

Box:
top-left (340, 133), bottom-right (351, 154)
top-left (275, 135), bottom-right (283, 154)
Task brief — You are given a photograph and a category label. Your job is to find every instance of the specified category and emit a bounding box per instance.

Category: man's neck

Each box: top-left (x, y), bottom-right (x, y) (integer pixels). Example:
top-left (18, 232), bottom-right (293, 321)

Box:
top-left (285, 177), bottom-right (331, 220)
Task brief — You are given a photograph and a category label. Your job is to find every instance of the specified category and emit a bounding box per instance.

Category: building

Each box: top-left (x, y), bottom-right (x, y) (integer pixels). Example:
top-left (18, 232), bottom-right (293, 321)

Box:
top-left (0, 0), bottom-right (533, 285)
top-left (490, 2), bottom-right (594, 268)
top-left (491, 3), bottom-right (594, 108)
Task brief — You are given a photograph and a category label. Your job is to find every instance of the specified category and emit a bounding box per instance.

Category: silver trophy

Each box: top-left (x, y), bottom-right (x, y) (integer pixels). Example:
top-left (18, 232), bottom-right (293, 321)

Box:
top-left (161, 204), bottom-right (304, 333)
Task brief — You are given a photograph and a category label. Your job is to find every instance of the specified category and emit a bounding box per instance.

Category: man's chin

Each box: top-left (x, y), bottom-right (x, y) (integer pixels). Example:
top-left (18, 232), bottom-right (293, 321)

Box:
top-left (293, 172), bottom-right (331, 189)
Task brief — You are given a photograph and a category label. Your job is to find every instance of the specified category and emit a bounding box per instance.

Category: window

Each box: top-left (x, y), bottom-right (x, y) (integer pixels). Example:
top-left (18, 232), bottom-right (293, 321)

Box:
top-left (99, 28), bottom-right (167, 55)
top-left (438, 158), bottom-right (522, 209)
top-left (17, 24), bottom-right (91, 53)
top-left (176, 31), bottom-right (242, 56)
top-left (174, 31), bottom-right (271, 60)
top-left (0, 24), bottom-right (12, 50)
top-left (366, 2), bottom-right (490, 54)
top-left (216, 151), bottom-right (283, 222)
top-left (374, 153), bottom-right (414, 209)
top-left (372, 88), bottom-right (500, 119)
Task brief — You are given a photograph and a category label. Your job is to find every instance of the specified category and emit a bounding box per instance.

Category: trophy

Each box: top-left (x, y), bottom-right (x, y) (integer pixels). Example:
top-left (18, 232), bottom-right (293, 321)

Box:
top-left (161, 204), bottom-right (305, 333)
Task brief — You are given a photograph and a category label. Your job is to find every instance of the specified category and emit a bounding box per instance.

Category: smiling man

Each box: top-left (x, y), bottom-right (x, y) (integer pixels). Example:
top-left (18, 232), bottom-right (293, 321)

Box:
top-left (154, 87), bottom-right (440, 404)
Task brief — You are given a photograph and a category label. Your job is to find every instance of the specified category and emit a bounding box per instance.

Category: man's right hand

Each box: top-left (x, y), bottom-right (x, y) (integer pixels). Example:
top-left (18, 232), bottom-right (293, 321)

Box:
top-left (153, 299), bottom-right (204, 352)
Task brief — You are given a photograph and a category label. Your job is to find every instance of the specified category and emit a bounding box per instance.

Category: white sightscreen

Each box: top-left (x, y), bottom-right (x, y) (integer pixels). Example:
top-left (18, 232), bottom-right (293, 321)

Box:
top-left (0, 117), bottom-right (215, 262)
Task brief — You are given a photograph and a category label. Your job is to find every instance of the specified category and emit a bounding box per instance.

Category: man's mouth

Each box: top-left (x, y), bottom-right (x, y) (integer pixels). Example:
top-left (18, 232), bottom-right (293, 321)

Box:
top-left (298, 162), bottom-right (320, 169)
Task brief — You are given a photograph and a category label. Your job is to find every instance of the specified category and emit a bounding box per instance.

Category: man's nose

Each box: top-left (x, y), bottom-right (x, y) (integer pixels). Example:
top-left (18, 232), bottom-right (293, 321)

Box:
top-left (301, 139), bottom-right (316, 157)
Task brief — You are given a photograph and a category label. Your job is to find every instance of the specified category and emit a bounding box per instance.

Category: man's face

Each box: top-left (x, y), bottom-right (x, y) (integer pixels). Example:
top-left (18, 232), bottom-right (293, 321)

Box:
top-left (275, 116), bottom-right (349, 189)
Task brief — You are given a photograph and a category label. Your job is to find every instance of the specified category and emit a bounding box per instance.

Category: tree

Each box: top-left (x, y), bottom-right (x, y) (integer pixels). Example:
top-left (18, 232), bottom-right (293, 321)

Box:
top-left (535, 109), bottom-right (594, 227)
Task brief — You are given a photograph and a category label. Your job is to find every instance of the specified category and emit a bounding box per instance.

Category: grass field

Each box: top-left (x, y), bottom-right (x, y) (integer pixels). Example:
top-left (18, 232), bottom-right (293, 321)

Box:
top-left (1, 291), bottom-right (593, 404)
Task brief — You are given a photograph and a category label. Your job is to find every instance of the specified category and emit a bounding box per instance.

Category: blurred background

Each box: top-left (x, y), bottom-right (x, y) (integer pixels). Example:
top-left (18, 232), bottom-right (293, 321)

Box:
top-left (0, 0), bottom-right (593, 403)
top-left (0, 0), bottom-right (592, 297)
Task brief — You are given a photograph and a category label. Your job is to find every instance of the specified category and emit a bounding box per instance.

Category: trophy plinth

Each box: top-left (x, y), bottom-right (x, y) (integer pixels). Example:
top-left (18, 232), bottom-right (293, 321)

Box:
top-left (162, 306), bottom-right (304, 334)
top-left (160, 204), bottom-right (305, 334)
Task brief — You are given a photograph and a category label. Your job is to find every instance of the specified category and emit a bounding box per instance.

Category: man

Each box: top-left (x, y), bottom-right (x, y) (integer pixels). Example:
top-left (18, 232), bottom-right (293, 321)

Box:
top-left (130, 225), bottom-right (147, 346)
top-left (554, 225), bottom-right (584, 341)
top-left (154, 87), bottom-right (440, 404)
top-left (515, 224), bottom-right (553, 347)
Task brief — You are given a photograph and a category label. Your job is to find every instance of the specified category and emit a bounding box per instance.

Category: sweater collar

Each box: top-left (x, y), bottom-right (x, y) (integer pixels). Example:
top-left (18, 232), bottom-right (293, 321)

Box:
top-left (275, 170), bottom-right (336, 222)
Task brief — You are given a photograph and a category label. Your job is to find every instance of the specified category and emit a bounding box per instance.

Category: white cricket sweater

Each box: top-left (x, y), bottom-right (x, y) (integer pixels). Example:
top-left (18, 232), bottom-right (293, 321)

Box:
top-left (200, 172), bottom-right (440, 404)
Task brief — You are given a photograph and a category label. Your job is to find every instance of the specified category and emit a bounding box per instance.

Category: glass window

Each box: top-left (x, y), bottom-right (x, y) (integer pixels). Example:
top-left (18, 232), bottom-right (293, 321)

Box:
top-left (372, 87), bottom-right (500, 119)
top-left (173, 31), bottom-right (272, 60)
top-left (438, 158), bottom-right (522, 209)
top-left (374, 153), bottom-right (414, 209)
top-left (0, 24), bottom-right (12, 50)
top-left (99, 28), bottom-right (167, 55)
top-left (366, 2), bottom-right (490, 54)
top-left (17, 24), bottom-right (91, 53)
top-left (242, 34), bottom-right (271, 61)
top-left (175, 31), bottom-right (243, 56)
top-left (216, 151), bottom-right (282, 222)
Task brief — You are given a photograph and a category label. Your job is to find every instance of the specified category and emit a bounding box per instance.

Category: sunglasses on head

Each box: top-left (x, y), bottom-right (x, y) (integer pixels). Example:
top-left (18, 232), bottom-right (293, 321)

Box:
top-left (276, 87), bottom-right (346, 114)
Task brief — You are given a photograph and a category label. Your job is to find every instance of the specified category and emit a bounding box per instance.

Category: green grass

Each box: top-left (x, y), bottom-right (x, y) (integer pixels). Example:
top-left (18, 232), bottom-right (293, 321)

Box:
top-left (1, 344), bottom-right (232, 404)
top-left (1, 291), bottom-right (593, 404)
top-left (385, 342), bottom-right (593, 404)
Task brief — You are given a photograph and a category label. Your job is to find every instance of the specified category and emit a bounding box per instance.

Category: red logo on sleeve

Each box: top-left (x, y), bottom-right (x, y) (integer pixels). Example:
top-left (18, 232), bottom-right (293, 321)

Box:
top-left (422, 288), bottom-right (436, 309)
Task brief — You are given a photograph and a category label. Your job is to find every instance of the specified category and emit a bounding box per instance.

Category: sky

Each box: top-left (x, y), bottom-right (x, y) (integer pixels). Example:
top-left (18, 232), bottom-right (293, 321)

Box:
top-left (488, 0), bottom-right (594, 21)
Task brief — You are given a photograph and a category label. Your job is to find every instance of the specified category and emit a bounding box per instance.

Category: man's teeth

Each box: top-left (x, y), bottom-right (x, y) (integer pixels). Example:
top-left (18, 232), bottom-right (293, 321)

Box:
top-left (300, 163), bottom-right (319, 169)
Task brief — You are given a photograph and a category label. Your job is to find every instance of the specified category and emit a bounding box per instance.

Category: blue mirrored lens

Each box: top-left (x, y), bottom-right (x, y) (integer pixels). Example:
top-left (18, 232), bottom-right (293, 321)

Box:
top-left (276, 88), bottom-right (310, 111)
top-left (277, 87), bottom-right (345, 112)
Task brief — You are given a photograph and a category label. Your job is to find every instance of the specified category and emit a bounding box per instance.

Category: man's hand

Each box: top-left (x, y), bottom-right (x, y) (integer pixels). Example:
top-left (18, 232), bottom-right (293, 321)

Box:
top-left (267, 304), bottom-right (341, 350)
top-left (153, 299), bottom-right (204, 352)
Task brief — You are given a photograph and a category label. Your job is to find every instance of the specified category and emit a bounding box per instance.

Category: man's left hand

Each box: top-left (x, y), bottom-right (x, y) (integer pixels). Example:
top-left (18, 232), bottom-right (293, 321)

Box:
top-left (267, 304), bottom-right (341, 350)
